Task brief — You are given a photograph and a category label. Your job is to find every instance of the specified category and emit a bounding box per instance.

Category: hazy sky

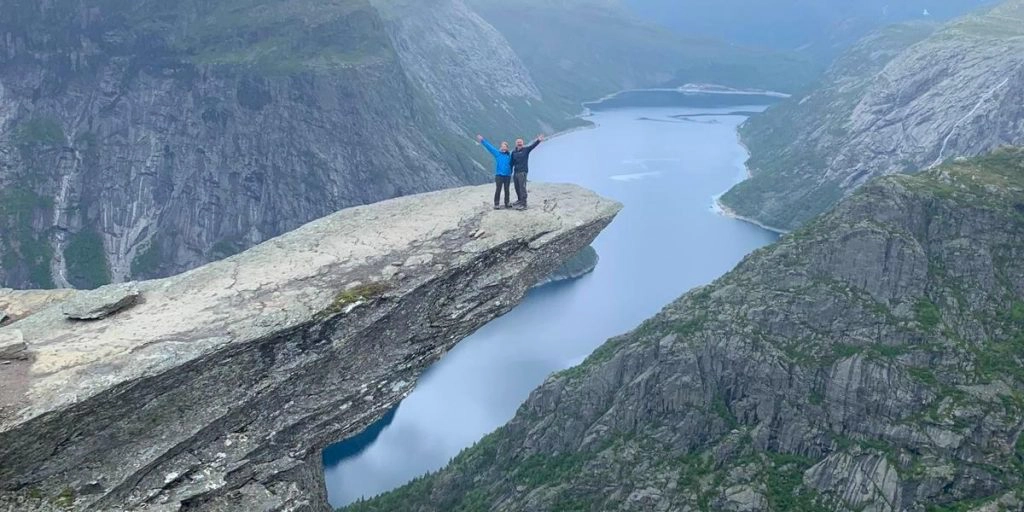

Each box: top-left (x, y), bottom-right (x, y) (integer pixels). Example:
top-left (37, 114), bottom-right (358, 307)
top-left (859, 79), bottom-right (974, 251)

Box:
top-left (625, 0), bottom-right (996, 60)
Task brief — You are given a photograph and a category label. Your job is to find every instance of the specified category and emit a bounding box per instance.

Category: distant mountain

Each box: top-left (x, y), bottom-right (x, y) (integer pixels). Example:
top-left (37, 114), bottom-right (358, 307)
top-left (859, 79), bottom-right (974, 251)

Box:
top-left (347, 147), bottom-right (1024, 512)
top-left (624, 0), bottom-right (997, 63)
top-left (467, 0), bottom-right (819, 100)
top-left (0, 0), bottom-right (810, 290)
top-left (719, 0), bottom-right (1024, 230)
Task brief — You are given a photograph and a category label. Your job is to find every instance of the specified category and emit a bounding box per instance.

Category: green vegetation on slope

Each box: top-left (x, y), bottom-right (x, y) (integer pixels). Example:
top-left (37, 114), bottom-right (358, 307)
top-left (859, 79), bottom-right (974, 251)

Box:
top-left (5, 0), bottom-right (392, 75)
top-left (64, 230), bottom-right (111, 290)
top-left (720, 0), bottom-right (1024, 231)
top-left (468, 0), bottom-right (818, 111)
top-left (14, 117), bottom-right (66, 148)
top-left (347, 148), bottom-right (1024, 511)
top-left (177, 0), bottom-right (392, 73)
top-left (0, 188), bottom-right (55, 289)
top-left (720, 22), bottom-right (939, 230)
top-left (129, 240), bottom-right (163, 280)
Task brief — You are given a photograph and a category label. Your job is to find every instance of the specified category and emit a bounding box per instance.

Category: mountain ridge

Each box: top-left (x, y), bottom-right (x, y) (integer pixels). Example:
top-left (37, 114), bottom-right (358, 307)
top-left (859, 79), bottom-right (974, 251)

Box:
top-left (720, 0), bottom-right (1024, 231)
top-left (0, 0), bottom-right (820, 291)
top-left (347, 148), bottom-right (1024, 511)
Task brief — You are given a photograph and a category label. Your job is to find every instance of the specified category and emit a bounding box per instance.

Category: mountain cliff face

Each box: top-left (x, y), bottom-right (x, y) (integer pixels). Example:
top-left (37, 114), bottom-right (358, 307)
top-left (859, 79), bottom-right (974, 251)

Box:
top-left (720, 0), bottom-right (1024, 231)
top-left (0, 0), bottom-right (817, 292)
top-left (369, 0), bottom-right (574, 138)
top-left (0, 0), bottom-right (464, 289)
top-left (349, 149), bottom-right (1024, 511)
top-left (0, 183), bottom-right (621, 512)
top-left (0, 0), bottom-right (588, 291)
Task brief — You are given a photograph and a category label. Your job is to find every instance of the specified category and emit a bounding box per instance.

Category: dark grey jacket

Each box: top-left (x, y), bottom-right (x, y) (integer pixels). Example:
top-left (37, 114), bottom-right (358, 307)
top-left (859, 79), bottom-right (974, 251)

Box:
top-left (510, 139), bottom-right (541, 174)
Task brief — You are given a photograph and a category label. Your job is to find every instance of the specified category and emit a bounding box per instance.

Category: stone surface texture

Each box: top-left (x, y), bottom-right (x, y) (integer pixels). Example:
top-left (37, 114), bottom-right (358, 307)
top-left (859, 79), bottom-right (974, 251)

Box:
top-left (60, 283), bottom-right (141, 320)
top-left (349, 150), bottom-right (1024, 512)
top-left (722, 1), bottom-right (1024, 230)
top-left (0, 0), bottom-right (575, 290)
top-left (0, 183), bottom-right (621, 512)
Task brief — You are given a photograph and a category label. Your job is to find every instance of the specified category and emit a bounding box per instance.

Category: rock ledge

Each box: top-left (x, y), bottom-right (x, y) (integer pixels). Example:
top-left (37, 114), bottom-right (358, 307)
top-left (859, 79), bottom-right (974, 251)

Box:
top-left (0, 183), bottom-right (621, 512)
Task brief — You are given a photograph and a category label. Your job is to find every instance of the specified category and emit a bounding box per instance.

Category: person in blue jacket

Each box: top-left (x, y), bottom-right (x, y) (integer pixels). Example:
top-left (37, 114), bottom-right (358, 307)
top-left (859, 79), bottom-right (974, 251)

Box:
top-left (476, 135), bottom-right (513, 209)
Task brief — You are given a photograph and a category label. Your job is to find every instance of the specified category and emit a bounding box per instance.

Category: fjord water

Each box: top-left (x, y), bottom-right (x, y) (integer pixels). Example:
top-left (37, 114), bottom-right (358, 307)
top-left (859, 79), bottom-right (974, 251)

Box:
top-left (324, 95), bottom-right (779, 507)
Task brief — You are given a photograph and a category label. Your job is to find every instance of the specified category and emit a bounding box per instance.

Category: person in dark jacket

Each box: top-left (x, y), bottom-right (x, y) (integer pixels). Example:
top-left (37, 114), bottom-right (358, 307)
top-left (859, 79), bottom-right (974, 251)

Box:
top-left (477, 135), bottom-right (513, 209)
top-left (510, 134), bottom-right (544, 210)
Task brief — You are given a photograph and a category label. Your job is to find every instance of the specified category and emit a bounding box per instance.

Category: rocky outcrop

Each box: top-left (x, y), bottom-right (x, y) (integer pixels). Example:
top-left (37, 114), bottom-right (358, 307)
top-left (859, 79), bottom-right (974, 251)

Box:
top-left (0, 329), bottom-right (25, 360)
top-left (0, 289), bottom-right (75, 326)
top-left (721, 0), bottom-right (1024, 230)
top-left (350, 150), bottom-right (1024, 512)
top-left (59, 283), bottom-right (140, 321)
top-left (0, 0), bottom-right (577, 290)
top-left (0, 183), bottom-right (621, 511)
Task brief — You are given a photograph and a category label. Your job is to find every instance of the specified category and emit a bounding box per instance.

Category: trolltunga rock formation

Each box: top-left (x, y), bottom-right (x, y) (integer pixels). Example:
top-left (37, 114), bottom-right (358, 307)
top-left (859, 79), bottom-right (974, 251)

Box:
top-left (0, 183), bottom-right (621, 512)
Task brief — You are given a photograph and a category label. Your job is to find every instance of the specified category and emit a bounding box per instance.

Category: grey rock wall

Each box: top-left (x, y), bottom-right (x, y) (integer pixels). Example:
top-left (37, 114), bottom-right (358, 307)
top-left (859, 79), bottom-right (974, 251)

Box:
top-left (722, 1), bottom-right (1024, 230)
top-left (0, 0), bottom-right (568, 290)
top-left (0, 183), bottom-right (621, 511)
top-left (347, 151), bottom-right (1024, 512)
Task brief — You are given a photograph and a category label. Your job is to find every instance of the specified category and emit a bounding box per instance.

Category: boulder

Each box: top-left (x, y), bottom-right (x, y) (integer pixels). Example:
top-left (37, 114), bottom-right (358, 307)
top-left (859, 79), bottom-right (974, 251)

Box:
top-left (60, 284), bottom-right (141, 321)
top-left (0, 330), bottom-right (25, 361)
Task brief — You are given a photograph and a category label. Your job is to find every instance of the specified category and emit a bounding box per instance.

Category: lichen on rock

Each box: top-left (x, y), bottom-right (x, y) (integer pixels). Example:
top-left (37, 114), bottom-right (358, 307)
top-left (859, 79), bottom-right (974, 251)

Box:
top-left (347, 150), bottom-right (1024, 512)
top-left (0, 183), bottom-right (620, 512)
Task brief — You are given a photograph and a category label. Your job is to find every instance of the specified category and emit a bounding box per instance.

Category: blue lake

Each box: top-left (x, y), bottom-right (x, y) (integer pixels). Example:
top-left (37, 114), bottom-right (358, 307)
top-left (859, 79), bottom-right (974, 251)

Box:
top-left (324, 96), bottom-right (780, 507)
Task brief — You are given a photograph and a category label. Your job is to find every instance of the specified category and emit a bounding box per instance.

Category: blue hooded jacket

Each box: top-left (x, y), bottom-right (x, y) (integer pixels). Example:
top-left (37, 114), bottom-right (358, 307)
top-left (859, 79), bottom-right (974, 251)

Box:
top-left (481, 139), bottom-right (513, 177)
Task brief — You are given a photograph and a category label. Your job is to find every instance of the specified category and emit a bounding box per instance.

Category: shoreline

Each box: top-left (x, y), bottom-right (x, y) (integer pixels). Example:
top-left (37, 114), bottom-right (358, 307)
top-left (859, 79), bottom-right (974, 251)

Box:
top-left (589, 85), bottom-right (791, 105)
top-left (557, 86), bottom-right (789, 235)
top-left (559, 82), bottom-right (788, 141)
top-left (712, 119), bottom-right (790, 235)
top-left (734, 130), bottom-right (754, 179)
top-left (712, 195), bottom-right (789, 235)
top-left (548, 119), bottom-right (597, 141)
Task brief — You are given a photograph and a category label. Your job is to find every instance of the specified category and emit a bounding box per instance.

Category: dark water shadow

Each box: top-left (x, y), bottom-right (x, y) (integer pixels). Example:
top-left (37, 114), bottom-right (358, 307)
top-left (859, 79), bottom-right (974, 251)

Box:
top-left (322, 407), bottom-right (398, 468)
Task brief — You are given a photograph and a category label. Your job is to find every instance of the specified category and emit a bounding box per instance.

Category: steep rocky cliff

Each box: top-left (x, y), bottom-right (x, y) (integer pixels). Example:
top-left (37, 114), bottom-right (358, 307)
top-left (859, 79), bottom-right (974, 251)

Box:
top-left (720, 0), bottom-right (1024, 231)
top-left (0, 183), bottom-right (621, 511)
top-left (349, 149), bottom-right (1024, 511)
top-left (0, 0), bottom-right (813, 291)
top-left (0, 0), bottom-right (580, 290)
top-left (369, 0), bottom-right (575, 138)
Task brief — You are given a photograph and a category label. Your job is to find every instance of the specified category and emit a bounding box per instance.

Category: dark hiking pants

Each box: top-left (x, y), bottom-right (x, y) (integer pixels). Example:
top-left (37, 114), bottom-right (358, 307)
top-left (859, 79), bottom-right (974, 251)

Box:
top-left (513, 172), bottom-right (528, 206)
top-left (494, 175), bottom-right (511, 206)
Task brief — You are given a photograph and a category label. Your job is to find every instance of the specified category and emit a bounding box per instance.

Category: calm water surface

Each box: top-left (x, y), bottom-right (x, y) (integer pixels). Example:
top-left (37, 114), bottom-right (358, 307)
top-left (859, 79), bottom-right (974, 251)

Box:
top-left (324, 98), bottom-right (779, 507)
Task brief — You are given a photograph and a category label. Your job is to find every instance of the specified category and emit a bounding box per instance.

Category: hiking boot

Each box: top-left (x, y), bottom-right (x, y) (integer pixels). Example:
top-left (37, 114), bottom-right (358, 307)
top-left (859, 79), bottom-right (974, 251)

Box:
top-left (493, 204), bottom-right (502, 210)
top-left (513, 204), bottom-right (527, 211)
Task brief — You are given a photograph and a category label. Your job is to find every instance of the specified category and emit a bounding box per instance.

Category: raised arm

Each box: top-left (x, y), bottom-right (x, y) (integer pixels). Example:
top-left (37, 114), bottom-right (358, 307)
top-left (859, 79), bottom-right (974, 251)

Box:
top-left (526, 134), bottom-right (544, 152)
top-left (477, 135), bottom-right (500, 157)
